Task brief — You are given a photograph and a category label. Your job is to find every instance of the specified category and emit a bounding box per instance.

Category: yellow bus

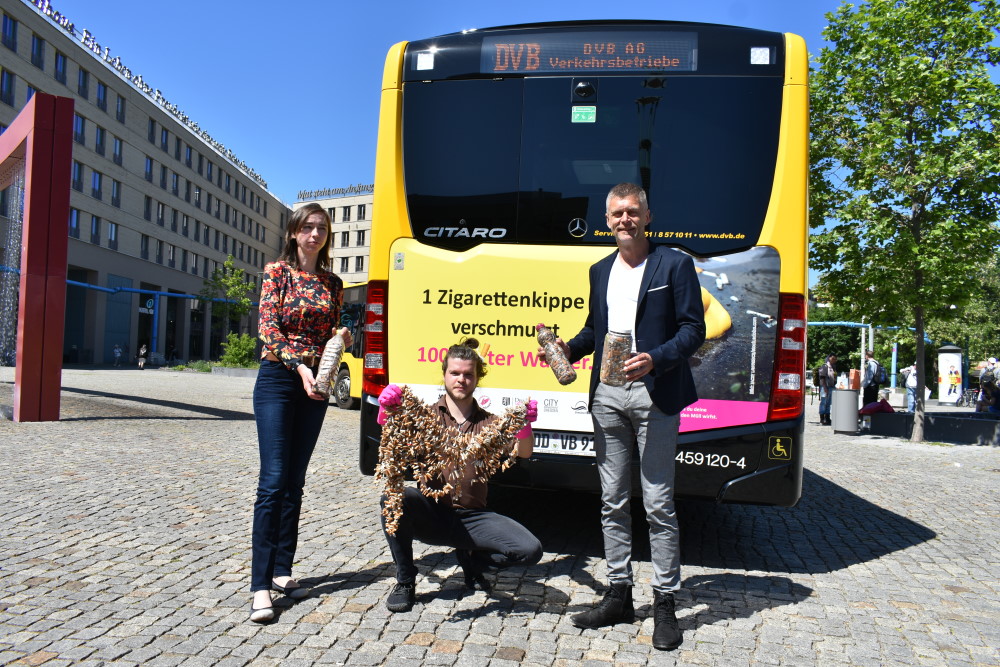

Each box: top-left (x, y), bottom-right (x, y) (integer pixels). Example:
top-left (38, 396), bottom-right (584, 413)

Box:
top-left (330, 283), bottom-right (366, 409)
top-left (360, 21), bottom-right (808, 506)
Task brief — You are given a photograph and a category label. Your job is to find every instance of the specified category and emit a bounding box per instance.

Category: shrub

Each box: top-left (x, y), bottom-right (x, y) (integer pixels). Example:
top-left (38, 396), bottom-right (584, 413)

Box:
top-left (219, 333), bottom-right (258, 368)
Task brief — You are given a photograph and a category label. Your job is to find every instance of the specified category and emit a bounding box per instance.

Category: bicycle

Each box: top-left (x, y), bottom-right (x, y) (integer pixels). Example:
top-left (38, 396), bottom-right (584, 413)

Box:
top-left (956, 388), bottom-right (979, 408)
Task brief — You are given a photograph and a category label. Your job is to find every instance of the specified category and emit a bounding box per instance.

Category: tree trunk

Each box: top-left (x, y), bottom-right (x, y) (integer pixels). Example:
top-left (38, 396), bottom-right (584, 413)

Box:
top-left (911, 305), bottom-right (926, 442)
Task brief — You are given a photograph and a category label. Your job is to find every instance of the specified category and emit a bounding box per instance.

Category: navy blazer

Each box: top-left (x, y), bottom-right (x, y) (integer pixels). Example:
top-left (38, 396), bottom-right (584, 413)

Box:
top-left (567, 244), bottom-right (706, 416)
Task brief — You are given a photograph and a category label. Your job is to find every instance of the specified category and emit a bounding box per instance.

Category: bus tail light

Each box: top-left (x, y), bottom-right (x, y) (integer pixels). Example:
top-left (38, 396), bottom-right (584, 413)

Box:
top-left (767, 293), bottom-right (805, 422)
top-left (362, 280), bottom-right (388, 397)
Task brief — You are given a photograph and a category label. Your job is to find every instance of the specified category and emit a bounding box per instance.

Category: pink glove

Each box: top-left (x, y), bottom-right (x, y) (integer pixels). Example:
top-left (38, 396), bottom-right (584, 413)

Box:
top-left (377, 384), bottom-right (403, 425)
top-left (516, 399), bottom-right (538, 438)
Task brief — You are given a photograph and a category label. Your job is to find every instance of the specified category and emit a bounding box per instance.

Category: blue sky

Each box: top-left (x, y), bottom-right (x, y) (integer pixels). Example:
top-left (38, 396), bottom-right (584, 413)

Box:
top-left (61, 0), bottom-right (840, 205)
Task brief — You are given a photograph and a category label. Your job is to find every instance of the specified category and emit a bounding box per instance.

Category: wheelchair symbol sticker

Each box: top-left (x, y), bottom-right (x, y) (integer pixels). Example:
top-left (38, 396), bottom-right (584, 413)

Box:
top-left (768, 436), bottom-right (792, 461)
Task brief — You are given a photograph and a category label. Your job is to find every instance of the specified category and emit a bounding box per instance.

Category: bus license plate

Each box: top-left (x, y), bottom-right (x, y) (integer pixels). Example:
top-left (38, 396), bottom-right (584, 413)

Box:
top-left (532, 430), bottom-right (595, 457)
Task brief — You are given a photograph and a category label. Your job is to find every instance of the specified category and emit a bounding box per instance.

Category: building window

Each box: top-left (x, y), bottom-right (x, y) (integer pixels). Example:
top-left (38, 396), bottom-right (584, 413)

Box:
top-left (238, 242), bottom-right (244, 261)
top-left (327, 207), bottom-right (335, 222)
top-left (113, 136), bottom-right (123, 165)
top-left (73, 114), bottom-right (85, 144)
top-left (155, 240), bottom-right (163, 264)
top-left (107, 222), bottom-right (118, 250)
top-left (182, 214), bottom-right (189, 237)
top-left (144, 156), bottom-right (153, 182)
top-left (91, 171), bottom-right (102, 200)
top-left (197, 154), bottom-right (203, 175)
top-left (30, 34), bottom-right (44, 69)
top-left (340, 231), bottom-right (349, 247)
top-left (140, 234), bottom-right (149, 260)
top-left (214, 229), bottom-right (219, 250)
top-left (223, 234), bottom-right (229, 253)
top-left (0, 69), bottom-right (13, 107)
top-left (159, 165), bottom-right (167, 189)
top-left (156, 201), bottom-right (165, 226)
top-left (115, 94), bottom-right (126, 122)
top-left (170, 172), bottom-right (178, 196)
top-left (355, 256), bottom-right (364, 272)
top-left (147, 118), bottom-right (155, 143)
top-left (358, 204), bottom-right (367, 220)
top-left (181, 249), bottom-right (188, 272)
top-left (224, 173), bottom-right (231, 193)
top-left (194, 186), bottom-right (201, 207)
top-left (71, 161), bottom-right (83, 191)
top-left (356, 230), bottom-right (366, 246)
top-left (143, 195), bottom-right (152, 220)
top-left (171, 209), bottom-right (178, 232)
top-left (184, 145), bottom-right (192, 167)
top-left (68, 208), bottom-right (80, 238)
top-left (342, 206), bottom-right (351, 222)
top-left (26, 85), bottom-right (35, 103)
top-left (2, 14), bottom-right (17, 52)
top-left (167, 244), bottom-right (175, 267)
top-left (78, 68), bottom-right (89, 99)
top-left (160, 127), bottom-right (168, 152)
top-left (185, 180), bottom-right (191, 202)
top-left (54, 51), bottom-right (66, 84)
top-left (263, 201), bottom-right (268, 217)
top-left (191, 253), bottom-right (199, 275)
top-left (96, 81), bottom-right (107, 111)
top-left (206, 161), bottom-right (213, 181)
top-left (111, 179), bottom-right (121, 208)
top-left (174, 137), bottom-right (180, 160)
top-left (90, 215), bottom-right (100, 244)
top-left (94, 126), bottom-right (106, 156)
top-left (206, 193), bottom-right (213, 215)
top-left (214, 197), bottom-right (221, 219)
top-left (340, 257), bottom-right (349, 273)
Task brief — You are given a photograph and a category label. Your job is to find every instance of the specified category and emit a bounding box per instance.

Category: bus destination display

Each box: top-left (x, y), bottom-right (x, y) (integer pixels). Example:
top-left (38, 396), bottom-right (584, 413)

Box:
top-left (481, 31), bottom-right (697, 74)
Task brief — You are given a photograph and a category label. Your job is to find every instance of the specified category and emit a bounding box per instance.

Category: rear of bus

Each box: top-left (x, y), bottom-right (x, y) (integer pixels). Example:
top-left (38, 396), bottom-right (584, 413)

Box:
top-left (360, 21), bottom-right (808, 506)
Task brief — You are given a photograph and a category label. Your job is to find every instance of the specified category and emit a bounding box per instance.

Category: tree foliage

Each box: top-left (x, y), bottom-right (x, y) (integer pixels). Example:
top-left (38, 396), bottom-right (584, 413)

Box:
top-left (809, 0), bottom-right (1000, 437)
top-left (199, 255), bottom-right (254, 338)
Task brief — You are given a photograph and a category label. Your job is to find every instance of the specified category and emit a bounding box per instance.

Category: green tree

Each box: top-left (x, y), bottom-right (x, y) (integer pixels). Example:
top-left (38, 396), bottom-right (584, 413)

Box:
top-left (200, 255), bottom-right (254, 358)
top-left (809, 0), bottom-right (1000, 440)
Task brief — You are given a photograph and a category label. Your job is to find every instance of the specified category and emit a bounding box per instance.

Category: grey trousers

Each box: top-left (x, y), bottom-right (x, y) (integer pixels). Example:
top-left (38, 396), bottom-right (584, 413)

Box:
top-left (591, 381), bottom-right (681, 593)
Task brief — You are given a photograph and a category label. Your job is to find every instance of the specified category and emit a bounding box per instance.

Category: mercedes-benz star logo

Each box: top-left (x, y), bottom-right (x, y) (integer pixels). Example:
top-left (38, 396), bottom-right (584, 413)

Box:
top-left (568, 218), bottom-right (588, 238)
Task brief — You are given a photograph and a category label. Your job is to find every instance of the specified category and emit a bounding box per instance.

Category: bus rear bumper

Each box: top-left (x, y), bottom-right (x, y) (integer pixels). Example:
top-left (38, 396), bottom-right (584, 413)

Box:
top-left (360, 396), bottom-right (803, 507)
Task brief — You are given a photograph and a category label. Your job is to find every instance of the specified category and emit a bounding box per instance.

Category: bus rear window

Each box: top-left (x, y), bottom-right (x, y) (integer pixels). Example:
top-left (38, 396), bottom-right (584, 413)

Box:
top-left (402, 74), bottom-right (782, 255)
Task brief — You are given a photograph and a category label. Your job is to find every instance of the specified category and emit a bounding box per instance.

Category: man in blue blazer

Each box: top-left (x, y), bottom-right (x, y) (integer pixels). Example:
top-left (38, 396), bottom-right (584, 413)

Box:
top-left (546, 183), bottom-right (705, 651)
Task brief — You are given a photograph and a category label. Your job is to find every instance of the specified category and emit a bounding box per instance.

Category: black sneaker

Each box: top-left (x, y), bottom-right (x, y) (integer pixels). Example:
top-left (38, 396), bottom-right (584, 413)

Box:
top-left (652, 591), bottom-right (682, 650)
top-left (571, 583), bottom-right (635, 629)
top-left (386, 582), bottom-right (415, 612)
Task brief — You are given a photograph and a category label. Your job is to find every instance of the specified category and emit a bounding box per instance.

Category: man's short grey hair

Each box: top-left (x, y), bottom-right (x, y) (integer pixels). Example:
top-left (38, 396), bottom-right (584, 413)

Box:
top-left (605, 183), bottom-right (648, 213)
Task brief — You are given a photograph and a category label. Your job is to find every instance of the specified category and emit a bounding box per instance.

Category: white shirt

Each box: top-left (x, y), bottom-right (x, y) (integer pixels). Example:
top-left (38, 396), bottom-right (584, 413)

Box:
top-left (607, 256), bottom-right (646, 353)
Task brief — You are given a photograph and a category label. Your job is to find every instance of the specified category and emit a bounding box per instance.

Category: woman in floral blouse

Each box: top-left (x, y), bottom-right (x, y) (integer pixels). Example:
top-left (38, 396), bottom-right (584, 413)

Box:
top-left (250, 203), bottom-right (352, 623)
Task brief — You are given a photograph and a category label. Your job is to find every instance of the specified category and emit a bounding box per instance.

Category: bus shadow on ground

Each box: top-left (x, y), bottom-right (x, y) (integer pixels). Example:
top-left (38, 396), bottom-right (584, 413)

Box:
top-left (490, 465), bottom-right (935, 577)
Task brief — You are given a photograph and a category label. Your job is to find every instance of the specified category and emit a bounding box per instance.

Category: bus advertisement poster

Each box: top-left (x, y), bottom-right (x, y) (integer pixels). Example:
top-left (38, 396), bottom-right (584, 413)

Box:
top-left (386, 241), bottom-right (780, 436)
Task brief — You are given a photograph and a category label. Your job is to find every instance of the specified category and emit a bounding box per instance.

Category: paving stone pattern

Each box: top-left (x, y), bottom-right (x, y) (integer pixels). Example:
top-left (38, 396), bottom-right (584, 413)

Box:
top-left (1, 368), bottom-right (998, 666)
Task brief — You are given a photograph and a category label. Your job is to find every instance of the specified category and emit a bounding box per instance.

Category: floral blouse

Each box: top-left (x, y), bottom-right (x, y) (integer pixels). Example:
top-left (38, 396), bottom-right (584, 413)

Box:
top-left (258, 261), bottom-right (343, 370)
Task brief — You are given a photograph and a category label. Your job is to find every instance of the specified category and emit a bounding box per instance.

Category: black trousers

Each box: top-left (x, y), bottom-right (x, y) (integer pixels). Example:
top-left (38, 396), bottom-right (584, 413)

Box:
top-left (381, 487), bottom-right (542, 584)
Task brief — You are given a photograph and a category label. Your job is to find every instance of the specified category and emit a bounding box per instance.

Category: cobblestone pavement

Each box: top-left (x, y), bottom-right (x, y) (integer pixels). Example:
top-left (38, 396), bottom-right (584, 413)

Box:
top-left (1, 368), bottom-right (998, 666)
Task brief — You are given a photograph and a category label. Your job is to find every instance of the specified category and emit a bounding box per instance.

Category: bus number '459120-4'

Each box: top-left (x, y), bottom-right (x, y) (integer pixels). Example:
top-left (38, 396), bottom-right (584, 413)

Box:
top-left (675, 451), bottom-right (747, 468)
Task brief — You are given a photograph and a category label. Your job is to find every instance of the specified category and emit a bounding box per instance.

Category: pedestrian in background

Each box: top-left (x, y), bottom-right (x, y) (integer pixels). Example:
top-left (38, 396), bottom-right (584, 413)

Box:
top-left (902, 362), bottom-right (918, 412)
top-left (137, 343), bottom-right (147, 370)
top-left (818, 354), bottom-right (837, 425)
top-left (249, 203), bottom-right (352, 623)
top-left (862, 350), bottom-right (880, 406)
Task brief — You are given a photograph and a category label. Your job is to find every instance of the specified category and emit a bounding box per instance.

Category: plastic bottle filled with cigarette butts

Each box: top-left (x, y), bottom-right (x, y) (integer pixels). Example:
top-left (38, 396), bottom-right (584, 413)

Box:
top-left (536, 324), bottom-right (577, 385)
top-left (313, 331), bottom-right (346, 398)
top-left (599, 330), bottom-right (632, 387)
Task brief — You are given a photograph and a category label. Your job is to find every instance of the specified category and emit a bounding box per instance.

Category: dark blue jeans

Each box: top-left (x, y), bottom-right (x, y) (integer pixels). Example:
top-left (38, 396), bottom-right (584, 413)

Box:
top-left (251, 360), bottom-right (328, 592)
top-left (382, 487), bottom-right (542, 584)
